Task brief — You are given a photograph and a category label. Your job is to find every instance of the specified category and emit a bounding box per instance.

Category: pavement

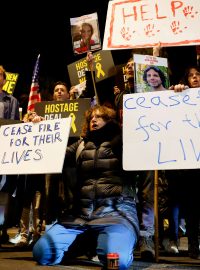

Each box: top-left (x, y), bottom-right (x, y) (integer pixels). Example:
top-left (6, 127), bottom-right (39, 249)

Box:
top-left (0, 228), bottom-right (200, 270)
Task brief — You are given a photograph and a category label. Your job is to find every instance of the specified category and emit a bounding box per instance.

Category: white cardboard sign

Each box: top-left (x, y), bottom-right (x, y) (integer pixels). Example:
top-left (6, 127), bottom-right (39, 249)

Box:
top-left (123, 88), bottom-right (200, 170)
top-left (103, 0), bottom-right (200, 50)
top-left (0, 117), bottom-right (71, 174)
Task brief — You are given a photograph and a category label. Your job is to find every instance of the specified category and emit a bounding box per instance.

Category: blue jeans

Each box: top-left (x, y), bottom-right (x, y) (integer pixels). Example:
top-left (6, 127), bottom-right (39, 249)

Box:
top-left (137, 171), bottom-right (154, 237)
top-left (33, 223), bottom-right (137, 270)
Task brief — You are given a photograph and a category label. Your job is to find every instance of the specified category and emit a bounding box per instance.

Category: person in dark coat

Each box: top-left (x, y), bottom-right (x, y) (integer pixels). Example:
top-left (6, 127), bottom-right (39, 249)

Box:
top-left (33, 105), bottom-right (139, 270)
top-left (0, 65), bottom-right (20, 244)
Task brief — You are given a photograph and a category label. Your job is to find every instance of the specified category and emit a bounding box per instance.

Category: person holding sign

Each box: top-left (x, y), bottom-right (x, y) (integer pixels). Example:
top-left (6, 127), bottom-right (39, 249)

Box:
top-left (114, 56), bottom-right (156, 261)
top-left (8, 112), bottom-right (45, 248)
top-left (69, 52), bottom-right (98, 106)
top-left (0, 65), bottom-right (20, 245)
top-left (164, 65), bottom-right (200, 259)
top-left (33, 105), bottom-right (139, 270)
top-left (171, 65), bottom-right (200, 92)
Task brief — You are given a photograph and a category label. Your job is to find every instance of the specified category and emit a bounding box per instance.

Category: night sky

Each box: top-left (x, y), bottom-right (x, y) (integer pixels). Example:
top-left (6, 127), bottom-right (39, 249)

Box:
top-left (1, 1), bottom-right (112, 98)
top-left (1, 0), bottom-right (198, 102)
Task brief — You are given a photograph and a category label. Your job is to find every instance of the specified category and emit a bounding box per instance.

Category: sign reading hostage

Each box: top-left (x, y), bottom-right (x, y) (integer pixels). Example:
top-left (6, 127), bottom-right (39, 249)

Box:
top-left (35, 98), bottom-right (91, 137)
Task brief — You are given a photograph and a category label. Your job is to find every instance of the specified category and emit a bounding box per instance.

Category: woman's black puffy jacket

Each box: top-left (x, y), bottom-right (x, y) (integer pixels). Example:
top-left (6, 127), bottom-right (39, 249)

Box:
top-left (61, 120), bottom-right (139, 237)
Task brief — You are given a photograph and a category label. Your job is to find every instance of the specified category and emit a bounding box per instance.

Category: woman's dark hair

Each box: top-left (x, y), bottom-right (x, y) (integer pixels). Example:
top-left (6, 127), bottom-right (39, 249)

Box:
top-left (143, 66), bottom-right (167, 88)
top-left (81, 105), bottom-right (116, 137)
top-left (180, 65), bottom-right (200, 86)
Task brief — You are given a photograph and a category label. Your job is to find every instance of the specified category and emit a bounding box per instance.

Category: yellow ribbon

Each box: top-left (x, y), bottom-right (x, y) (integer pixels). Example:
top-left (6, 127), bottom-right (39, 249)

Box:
top-left (69, 113), bottom-right (77, 133)
top-left (96, 63), bottom-right (105, 78)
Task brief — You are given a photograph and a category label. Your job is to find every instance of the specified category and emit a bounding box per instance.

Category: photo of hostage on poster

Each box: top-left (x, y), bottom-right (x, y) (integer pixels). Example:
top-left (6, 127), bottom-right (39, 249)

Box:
top-left (133, 54), bottom-right (170, 93)
top-left (70, 12), bottom-right (101, 55)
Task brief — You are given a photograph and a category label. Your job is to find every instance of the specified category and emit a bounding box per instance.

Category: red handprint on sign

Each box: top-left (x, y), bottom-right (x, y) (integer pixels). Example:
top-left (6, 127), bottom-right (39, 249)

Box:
top-left (183, 6), bottom-right (198, 18)
top-left (170, 21), bottom-right (183, 34)
top-left (120, 27), bottom-right (132, 41)
top-left (144, 24), bottom-right (156, 37)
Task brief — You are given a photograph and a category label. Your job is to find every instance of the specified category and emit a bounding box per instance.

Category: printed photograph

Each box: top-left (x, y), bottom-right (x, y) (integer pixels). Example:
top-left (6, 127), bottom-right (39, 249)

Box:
top-left (133, 54), bottom-right (170, 93)
top-left (70, 12), bottom-right (101, 55)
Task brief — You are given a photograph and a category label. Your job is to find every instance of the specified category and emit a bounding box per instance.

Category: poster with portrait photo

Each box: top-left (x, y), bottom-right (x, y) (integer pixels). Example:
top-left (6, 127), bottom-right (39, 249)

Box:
top-left (133, 54), bottom-right (170, 93)
top-left (70, 12), bottom-right (101, 55)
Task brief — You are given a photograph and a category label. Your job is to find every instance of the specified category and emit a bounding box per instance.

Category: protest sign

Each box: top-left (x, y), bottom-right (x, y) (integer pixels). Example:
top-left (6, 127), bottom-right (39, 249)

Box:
top-left (67, 50), bottom-right (116, 86)
top-left (3, 72), bottom-right (19, 94)
top-left (123, 88), bottom-right (200, 170)
top-left (0, 117), bottom-right (71, 174)
top-left (133, 54), bottom-right (170, 93)
top-left (35, 98), bottom-right (91, 137)
top-left (103, 0), bottom-right (200, 50)
top-left (70, 12), bottom-right (101, 55)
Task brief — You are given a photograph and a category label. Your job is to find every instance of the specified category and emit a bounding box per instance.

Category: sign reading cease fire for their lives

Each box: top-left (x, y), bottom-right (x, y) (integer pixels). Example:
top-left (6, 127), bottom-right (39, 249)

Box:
top-left (103, 0), bottom-right (200, 50)
top-left (0, 118), bottom-right (71, 175)
top-left (35, 98), bottom-right (91, 137)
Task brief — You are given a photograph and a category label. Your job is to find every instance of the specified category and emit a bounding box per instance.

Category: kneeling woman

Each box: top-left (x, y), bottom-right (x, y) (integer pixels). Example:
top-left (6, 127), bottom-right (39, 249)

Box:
top-left (33, 105), bottom-right (139, 270)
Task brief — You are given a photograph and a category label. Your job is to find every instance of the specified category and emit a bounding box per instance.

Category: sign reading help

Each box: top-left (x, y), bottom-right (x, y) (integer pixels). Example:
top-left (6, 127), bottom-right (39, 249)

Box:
top-left (103, 0), bottom-right (200, 50)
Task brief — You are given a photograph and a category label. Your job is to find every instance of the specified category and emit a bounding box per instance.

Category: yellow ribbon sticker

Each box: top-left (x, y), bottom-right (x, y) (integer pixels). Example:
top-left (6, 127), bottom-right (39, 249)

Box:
top-left (96, 63), bottom-right (105, 78)
top-left (69, 113), bottom-right (77, 133)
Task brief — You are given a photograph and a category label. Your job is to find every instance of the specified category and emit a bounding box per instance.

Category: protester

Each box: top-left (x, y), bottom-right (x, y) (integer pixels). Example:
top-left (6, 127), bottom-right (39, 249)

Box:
top-left (164, 65), bottom-right (200, 259)
top-left (8, 111), bottom-right (45, 247)
top-left (0, 65), bottom-right (20, 245)
top-left (53, 81), bottom-right (70, 101)
top-left (113, 56), bottom-right (156, 261)
top-left (33, 105), bottom-right (139, 270)
top-left (114, 57), bottom-right (134, 125)
top-left (70, 51), bottom-right (115, 109)
top-left (69, 52), bottom-right (97, 104)
top-left (44, 81), bottom-right (77, 225)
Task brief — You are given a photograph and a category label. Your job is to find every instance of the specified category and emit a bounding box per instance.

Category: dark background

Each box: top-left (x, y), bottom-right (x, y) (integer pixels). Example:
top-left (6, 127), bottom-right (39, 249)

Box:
top-left (1, 0), bottom-right (198, 101)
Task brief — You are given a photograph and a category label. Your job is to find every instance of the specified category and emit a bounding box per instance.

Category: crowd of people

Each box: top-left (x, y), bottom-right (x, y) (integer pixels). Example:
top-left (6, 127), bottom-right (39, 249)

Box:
top-left (0, 50), bottom-right (200, 270)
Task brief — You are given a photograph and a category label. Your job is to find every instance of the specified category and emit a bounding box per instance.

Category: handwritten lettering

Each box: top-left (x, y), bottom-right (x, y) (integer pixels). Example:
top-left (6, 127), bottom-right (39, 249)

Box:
top-left (1, 149), bottom-right (43, 165)
top-left (104, 0), bottom-right (200, 49)
top-left (123, 88), bottom-right (200, 170)
top-left (3, 124), bottom-right (32, 136)
top-left (33, 132), bottom-right (62, 146)
top-left (157, 138), bottom-right (200, 164)
top-left (136, 115), bottom-right (172, 141)
top-left (124, 91), bottom-right (200, 110)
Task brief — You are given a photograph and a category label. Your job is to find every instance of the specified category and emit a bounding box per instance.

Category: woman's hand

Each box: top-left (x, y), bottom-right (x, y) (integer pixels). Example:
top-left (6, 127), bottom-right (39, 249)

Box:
top-left (169, 84), bottom-right (189, 92)
top-left (23, 111), bottom-right (44, 123)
